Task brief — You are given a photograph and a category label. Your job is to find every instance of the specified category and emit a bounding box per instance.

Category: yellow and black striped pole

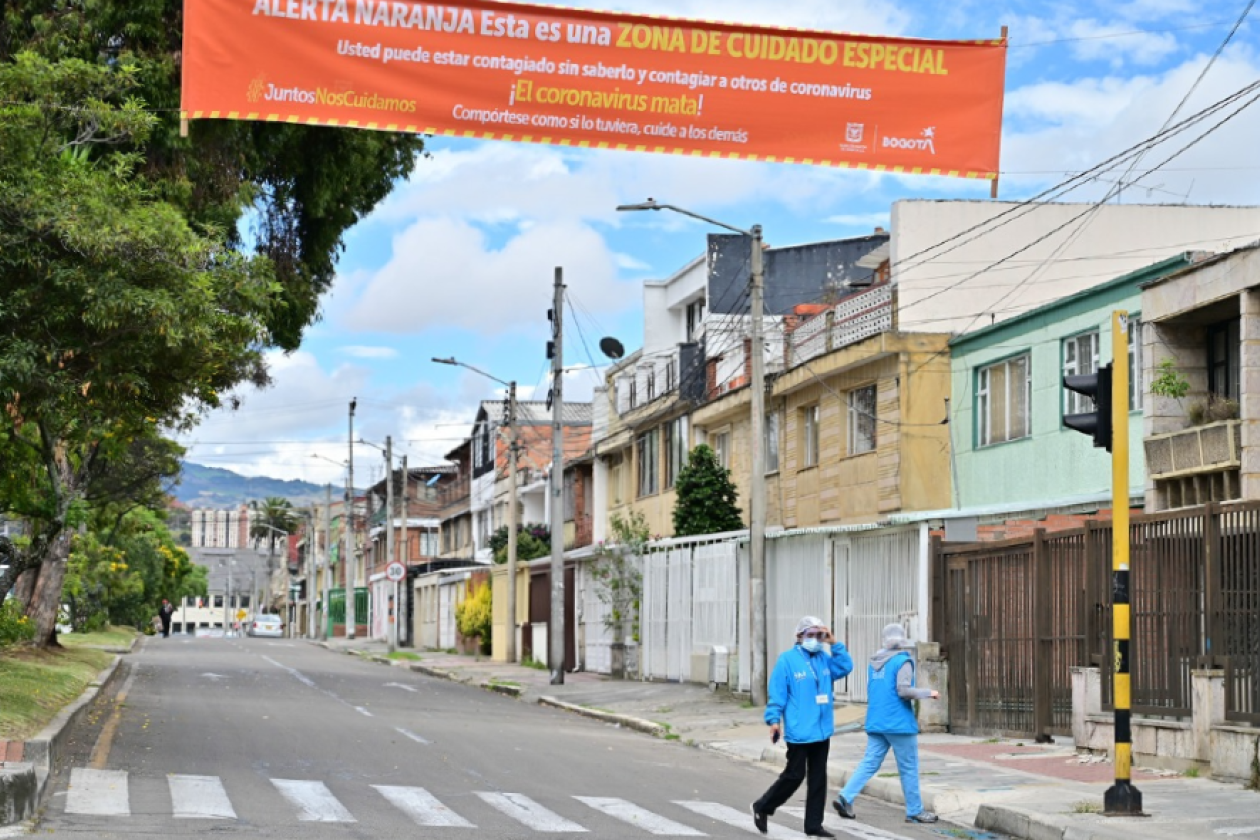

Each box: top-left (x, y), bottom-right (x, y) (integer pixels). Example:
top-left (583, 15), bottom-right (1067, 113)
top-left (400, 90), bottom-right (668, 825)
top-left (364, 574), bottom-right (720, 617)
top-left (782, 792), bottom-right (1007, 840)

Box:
top-left (1104, 310), bottom-right (1144, 815)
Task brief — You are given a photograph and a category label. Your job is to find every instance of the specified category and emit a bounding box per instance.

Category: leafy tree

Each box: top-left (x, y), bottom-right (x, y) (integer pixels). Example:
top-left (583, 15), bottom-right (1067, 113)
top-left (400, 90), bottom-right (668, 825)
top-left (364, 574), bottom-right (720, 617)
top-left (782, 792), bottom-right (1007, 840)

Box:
top-left (590, 511), bottom-right (649, 664)
top-left (489, 523), bottom-right (551, 565)
top-left (672, 444), bottom-right (745, 536)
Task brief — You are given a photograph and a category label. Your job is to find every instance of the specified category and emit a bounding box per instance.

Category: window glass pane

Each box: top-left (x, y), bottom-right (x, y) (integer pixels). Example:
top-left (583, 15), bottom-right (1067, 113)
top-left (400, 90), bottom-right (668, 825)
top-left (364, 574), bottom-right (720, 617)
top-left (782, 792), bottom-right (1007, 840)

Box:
top-left (1129, 319), bottom-right (1142, 410)
top-left (764, 411), bottom-right (780, 473)
top-left (848, 385), bottom-right (877, 455)
top-left (1011, 355), bottom-right (1029, 439)
top-left (989, 362), bottom-right (1008, 443)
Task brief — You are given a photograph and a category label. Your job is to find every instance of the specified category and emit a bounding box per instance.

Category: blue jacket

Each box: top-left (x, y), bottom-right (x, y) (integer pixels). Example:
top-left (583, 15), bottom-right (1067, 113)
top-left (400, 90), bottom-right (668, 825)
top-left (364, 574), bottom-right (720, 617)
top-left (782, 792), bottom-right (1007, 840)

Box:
top-left (764, 642), bottom-right (854, 744)
top-left (865, 652), bottom-right (919, 734)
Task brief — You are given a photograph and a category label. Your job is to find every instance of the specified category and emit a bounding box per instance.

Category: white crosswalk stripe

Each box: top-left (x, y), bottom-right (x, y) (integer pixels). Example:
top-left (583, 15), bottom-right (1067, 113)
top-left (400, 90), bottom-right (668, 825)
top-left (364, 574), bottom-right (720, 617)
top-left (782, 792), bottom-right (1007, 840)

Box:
top-left (674, 800), bottom-right (805, 838)
top-left (66, 768), bottom-right (130, 816)
top-left (780, 806), bottom-right (915, 840)
top-left (575, 796), bottom-right (707, 835)
top-left (373, 785), bottom-right (475, 827)
top-left (270, 779), bottom-right (356, 822)
top-left (58, 767), bottom-right (838, 837)
top-left (477, 791), bottom-right (589, 832)
top-left (169, 774), bottom-right (236, 819)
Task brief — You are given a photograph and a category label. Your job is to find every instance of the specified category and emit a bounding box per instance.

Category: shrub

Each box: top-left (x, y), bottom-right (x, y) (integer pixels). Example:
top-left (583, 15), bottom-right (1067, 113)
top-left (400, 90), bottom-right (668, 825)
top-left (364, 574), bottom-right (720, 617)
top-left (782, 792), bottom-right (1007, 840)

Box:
top-left (0, 598), bottom-right (36, 647)
top-left (455, 581), bottom-right (492, 654)
top-left (490, 523), bottom-right (551, 564)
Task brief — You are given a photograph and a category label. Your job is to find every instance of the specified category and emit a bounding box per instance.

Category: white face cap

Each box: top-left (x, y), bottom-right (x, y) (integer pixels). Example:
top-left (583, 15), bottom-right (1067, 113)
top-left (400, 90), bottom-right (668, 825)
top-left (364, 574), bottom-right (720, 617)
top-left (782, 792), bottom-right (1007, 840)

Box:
top-left (795, 615), bottom-right (824, 637)
top-left (881, 623), bottom-right (911, 649)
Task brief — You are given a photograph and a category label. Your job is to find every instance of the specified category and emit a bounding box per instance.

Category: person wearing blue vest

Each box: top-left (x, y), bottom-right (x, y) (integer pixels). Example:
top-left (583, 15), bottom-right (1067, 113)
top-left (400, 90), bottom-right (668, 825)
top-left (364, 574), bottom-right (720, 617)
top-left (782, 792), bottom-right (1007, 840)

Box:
top-left (751, 615), bottom-right (853, 837)
top-left (833, 622), bottom-right (939, 824)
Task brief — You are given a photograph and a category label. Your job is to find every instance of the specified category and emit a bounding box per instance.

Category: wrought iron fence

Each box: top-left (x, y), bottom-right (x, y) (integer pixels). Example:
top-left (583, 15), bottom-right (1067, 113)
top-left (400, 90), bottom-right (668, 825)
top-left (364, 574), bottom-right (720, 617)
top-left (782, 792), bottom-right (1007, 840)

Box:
top-left (936, 500), bottom-right (1260, 736)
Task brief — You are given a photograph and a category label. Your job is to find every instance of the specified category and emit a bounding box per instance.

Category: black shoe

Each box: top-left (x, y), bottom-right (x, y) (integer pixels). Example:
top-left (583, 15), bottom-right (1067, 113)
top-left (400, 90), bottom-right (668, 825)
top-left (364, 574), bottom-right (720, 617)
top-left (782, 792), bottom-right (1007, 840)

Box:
top-left (832, 795), bottom-right (855, 819)
top-left (906, 811), bottom-right (939, 824)
top-left (805, 830), bottom-right (836, 838)
top-left (750, 804), bottom-right (768, 834)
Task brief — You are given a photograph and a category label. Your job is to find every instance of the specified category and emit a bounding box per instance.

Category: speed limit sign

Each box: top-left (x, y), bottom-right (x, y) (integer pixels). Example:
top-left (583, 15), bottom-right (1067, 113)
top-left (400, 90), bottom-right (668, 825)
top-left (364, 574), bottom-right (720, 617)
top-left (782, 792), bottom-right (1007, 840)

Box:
top-left (385, 562), bottom-right (406, 583)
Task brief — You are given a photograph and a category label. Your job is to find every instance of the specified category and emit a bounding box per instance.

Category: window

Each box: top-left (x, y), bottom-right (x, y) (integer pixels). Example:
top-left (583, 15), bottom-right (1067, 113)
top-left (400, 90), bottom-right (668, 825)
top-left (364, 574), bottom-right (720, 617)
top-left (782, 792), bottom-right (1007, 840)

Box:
top-left (646, 367), bottom-right (656, 402)
top-left (1063, 331), bottom-right (1099, 416)
top-left (213, 595), bottom-right (223, 609)
top-left (1128, 318), bottom-right (1142, 410)
top-left (764, 411), bottom-right (780, 473)
top-left (686, 297), bottom-right (706, 341)
top-left (629, 378), bottom-right (638, 409)
top-left (1207, 318), bottom-right (1240, 401)
top-left (420, 531), bottom-right (439, 557)
top-left (712, 431), bottom-right (730, 469)
top-left (665, 358), bottom-right (677, 393)
top-left (801, 404), bottom-right (821, 467)
top-left (848, 385), bottom-right (877, 455)
top-left (665, 416), bottom-right (689, 486)
top-left (637, 429), bottom-right (659, 497)
top-left (978, 355), bottom-right (1031, 446)
top-left (240, 595), bottom-right (250, 609)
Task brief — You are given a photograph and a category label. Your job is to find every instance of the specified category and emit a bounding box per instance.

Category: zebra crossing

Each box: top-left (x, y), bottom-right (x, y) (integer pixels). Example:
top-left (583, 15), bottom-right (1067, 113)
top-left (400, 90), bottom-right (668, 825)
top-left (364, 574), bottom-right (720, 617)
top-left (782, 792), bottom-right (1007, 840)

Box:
top-left (59, 767), bottom-right (898, 837)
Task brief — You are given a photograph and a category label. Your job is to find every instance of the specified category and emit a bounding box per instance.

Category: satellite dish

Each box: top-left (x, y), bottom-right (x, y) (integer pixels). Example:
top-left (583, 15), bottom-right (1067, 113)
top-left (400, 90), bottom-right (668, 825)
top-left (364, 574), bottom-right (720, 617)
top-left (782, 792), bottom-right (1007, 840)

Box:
top-left (599, 337), bottom-right (625, 360)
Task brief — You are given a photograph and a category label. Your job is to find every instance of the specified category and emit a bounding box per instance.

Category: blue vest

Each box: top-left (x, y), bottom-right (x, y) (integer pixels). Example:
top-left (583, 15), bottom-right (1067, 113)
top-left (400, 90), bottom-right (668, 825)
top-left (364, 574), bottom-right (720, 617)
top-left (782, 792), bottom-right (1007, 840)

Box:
top-left (864, 652), bottom-right (919, 734)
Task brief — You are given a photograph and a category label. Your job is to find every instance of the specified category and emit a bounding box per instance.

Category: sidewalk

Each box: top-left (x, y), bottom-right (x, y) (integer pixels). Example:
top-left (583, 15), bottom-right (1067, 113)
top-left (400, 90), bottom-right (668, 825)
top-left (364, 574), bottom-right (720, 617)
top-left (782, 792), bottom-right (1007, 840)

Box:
top-left (319, 639), bottom-right (1260, 840)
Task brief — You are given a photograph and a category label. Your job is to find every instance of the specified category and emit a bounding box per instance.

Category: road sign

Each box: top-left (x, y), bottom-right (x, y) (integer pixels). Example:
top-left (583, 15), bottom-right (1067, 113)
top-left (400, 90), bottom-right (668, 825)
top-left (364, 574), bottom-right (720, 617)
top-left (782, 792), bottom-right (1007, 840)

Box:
top-left (385, 562), bottom-right (406, 583)
top-left (236, 608), bottom-right (247, 621)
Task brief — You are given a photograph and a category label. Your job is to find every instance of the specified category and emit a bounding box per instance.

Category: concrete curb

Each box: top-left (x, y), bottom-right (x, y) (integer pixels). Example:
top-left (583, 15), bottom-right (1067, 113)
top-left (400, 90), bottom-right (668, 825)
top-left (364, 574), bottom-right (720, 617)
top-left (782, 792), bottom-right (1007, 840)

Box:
top-left (974, 805), bottom-right (1142, 840)
top-left (1, 653), bottom-right (126, 828)
top-left (536, 696), bottom-right (668, 737)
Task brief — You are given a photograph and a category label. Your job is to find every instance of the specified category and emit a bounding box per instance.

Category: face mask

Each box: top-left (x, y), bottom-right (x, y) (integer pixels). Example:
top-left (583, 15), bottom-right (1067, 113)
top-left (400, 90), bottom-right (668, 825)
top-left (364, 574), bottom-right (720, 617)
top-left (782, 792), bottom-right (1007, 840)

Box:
top-left (801, 637), bottom-right (822, 654)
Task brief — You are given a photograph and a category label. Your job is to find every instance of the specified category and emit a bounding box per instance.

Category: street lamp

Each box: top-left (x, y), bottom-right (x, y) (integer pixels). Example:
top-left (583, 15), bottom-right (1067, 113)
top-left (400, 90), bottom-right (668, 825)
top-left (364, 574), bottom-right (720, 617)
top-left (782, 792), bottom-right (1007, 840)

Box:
top-left (616, 198), bottom-right (769, 706)
top-left (433, 356), bottom-right (520, 664)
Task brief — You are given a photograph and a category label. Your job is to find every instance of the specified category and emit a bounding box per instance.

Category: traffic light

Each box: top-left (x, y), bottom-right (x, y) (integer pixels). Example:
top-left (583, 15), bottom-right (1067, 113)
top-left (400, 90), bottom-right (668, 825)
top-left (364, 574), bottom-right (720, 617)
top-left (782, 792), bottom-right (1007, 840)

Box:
top-left (1063, 362), bottom-right (1113, 452)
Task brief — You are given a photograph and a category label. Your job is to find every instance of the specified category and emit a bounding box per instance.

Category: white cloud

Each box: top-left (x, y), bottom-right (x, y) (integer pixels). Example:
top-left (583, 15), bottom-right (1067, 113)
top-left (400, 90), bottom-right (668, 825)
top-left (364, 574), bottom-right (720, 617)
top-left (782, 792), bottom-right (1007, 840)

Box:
top-left (342, 216), bottom-right (635, 334)
top-left (340, 345), bottom-right (400, 359)
top-left (1067, 19), bottom-right (1180, 67)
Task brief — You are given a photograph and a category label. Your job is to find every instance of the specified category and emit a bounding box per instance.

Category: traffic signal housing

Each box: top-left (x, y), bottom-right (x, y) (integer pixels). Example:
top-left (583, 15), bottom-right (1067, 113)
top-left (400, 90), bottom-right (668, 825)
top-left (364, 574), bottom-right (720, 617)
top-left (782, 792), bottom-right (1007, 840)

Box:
top-left (1063, 362), bottom-right (1113, 452)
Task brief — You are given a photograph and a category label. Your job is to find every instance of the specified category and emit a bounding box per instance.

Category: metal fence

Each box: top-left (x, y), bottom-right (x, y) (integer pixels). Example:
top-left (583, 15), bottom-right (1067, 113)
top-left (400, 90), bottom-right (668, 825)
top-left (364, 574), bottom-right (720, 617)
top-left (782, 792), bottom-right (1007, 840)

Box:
top-left (936, 500), bottom-right (1260, 737)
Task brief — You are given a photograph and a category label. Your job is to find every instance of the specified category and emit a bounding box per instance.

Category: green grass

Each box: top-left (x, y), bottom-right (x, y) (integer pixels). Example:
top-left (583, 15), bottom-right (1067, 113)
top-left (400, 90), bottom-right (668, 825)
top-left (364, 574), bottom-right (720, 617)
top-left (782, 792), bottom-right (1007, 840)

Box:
top-left (59, 626), bottom-right (137, 649)
top-left (0, 645), bottom-right (113, 740)
top-left (385, 651), bottom-right (421, 661)
top-left (663, 733), bottom-right (681, 741)
top-left (1071, 800), bottom-right (1103, 814)
top-left (1183, 766), bottom-right (1200, 778)
top-left (521, 655), bottom-right (547, 670)
top-left (489, 678), bottom-right (520, 688)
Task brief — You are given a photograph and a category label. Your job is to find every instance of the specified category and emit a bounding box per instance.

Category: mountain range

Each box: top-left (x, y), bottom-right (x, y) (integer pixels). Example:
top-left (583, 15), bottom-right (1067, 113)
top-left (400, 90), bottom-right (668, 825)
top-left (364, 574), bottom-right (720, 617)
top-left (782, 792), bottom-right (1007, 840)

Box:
top-left (171, 462), bottom-right (349, 509)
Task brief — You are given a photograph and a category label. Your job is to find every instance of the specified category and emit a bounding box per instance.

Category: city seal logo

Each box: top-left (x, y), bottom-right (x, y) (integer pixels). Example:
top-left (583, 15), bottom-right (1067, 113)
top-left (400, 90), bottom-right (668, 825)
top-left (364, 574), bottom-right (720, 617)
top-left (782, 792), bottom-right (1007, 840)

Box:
top-left (246, 76), bottom-right (267, 104)
top-left (845, 123), bottom-right (864, 144)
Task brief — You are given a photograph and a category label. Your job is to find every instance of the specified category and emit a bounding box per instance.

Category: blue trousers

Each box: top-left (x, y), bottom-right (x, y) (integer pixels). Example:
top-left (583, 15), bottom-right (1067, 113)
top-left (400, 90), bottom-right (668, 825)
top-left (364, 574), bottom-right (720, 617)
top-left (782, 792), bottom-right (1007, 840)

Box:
top-left (838, 732), bottom-right (924, 817)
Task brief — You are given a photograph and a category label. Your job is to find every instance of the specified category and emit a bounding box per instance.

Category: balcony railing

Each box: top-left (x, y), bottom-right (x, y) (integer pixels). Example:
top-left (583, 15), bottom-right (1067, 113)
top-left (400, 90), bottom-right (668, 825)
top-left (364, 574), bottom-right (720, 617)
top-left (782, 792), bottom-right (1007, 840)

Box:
top-left (787, 283), bottom-right (893, 367)
top-left (1145, 419), bottom-right (1242, 508)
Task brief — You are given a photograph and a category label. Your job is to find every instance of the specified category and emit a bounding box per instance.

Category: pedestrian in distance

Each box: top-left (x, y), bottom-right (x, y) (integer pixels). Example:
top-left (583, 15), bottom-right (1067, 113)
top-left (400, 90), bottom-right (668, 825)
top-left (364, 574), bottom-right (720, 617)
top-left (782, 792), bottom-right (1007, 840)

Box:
top-left (751, 615), bottom-right (853, 838)
top-left (833, 622), bottom-right (939, 824)
top-left (159, 599), bottom-right (174, 638)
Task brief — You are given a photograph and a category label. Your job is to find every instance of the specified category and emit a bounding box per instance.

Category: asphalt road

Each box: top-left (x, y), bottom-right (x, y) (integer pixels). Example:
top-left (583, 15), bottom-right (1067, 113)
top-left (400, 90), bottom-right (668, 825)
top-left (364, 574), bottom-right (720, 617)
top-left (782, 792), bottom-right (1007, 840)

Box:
top-left (37, 637), bottom-right (1003, 840)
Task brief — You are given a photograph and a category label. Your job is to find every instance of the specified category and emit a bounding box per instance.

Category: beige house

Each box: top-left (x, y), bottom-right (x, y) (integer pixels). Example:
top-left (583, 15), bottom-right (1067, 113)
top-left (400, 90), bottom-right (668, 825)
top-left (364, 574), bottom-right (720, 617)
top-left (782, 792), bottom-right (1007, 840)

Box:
top-left (1141, 244), bottom-right (1260, 509)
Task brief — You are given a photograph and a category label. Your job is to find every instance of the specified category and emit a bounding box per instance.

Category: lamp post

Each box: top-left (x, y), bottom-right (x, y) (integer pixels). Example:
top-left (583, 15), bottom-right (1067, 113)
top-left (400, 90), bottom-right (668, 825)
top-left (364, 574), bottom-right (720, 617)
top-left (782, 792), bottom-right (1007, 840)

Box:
top-left (433, 356), bottom-right (519, 663)
top-left (616, 198), bottom-right (768, 705)
top-left (253, 522), bottom-right (289, 630)
top-left (359, 436), bottom-right (405, 653)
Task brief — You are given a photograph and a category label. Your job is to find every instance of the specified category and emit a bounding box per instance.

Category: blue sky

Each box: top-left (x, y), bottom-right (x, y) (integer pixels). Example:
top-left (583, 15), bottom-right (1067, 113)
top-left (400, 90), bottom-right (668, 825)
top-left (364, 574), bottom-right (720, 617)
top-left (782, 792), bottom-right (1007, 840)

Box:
top-left (177, 0), bottom-right (1260, 486)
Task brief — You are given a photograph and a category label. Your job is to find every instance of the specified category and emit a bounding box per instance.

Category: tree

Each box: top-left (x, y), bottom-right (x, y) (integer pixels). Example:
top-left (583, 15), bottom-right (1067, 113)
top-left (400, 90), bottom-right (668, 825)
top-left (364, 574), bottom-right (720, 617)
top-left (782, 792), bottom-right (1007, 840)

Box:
top-left (589, 511), bottom-right (649, 677)
top-left (672, 444), bottom-right (745, 536)
top-left (0, 54), bottom-right (274, 644)
top-left (489, 523), bottom-right (551, 565)
top-left (455, 580), bottom-right (492, 655)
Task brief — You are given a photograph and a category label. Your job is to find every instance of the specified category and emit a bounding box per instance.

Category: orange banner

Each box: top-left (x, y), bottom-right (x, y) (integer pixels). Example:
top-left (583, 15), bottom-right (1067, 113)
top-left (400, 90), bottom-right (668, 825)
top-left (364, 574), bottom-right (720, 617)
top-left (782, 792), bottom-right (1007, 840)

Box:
top-left (182, 1), bottom-right (1007, 178)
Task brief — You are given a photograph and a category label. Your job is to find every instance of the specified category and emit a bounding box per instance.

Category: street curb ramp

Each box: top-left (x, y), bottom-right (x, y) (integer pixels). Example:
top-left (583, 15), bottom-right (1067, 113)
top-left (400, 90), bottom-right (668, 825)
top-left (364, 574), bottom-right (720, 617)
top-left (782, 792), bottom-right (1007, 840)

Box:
top-left (0, 654), bottom-right (125, 828)
top-left (974, 804), bottom-right (1141, 840)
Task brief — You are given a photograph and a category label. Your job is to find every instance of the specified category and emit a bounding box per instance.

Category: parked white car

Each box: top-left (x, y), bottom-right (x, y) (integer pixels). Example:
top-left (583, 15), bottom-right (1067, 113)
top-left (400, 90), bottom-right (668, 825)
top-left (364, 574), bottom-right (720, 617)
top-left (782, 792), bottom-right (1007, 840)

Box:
top-left (245, 614), bottom-right (284, 638)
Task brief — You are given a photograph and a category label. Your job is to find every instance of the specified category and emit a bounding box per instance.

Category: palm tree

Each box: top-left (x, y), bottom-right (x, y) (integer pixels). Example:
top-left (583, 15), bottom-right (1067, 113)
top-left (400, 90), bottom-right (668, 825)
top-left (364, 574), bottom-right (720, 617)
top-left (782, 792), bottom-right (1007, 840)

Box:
top-left (249, 497), bottom-right (299, 568)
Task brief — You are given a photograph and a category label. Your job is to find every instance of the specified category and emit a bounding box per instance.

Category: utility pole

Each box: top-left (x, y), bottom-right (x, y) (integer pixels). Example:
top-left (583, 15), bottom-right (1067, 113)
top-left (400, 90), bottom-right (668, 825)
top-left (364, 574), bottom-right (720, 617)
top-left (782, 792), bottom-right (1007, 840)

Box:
top-left (748, 225), bottom-right (768, 707)
top-left (307, 505), bottom-right (317, 639)
top-left (386, 435), bottom-right (396, 654)
top-left (505, 383), bottom-right (519, 663)
top-left (321, 483), bottom-right (331, 641)
top-left (346, 398), bottom-right (357, 640)
top-left (549, 267), bottom-right (566, 685)
top-left (223, 561), bottom-right (232, 635)
top-left (399, 454), bottom-right (408, 648)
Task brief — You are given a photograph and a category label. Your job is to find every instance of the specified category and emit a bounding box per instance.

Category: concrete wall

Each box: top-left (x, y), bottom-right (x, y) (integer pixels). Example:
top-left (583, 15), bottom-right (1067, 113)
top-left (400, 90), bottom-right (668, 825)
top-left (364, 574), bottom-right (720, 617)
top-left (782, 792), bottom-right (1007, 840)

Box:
top-left (1072, 667), bottom-right (1260, 783)
top-left (894, 201), bottom-right (1260, 335)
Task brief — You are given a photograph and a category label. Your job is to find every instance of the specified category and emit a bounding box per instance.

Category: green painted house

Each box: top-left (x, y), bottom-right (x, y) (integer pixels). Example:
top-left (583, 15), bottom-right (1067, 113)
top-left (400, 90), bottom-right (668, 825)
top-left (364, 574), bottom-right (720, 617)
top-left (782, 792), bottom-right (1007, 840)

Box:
top-left (947, 254), bottom-right (1198, 514)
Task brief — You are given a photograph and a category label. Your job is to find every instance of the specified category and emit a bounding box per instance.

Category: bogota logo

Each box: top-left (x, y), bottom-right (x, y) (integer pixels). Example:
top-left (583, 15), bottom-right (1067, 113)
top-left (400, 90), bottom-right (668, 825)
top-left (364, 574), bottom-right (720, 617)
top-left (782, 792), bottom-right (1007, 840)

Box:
top-left (845, 123), bottom-right (864, 144)
top-left (881, 126), bottom-right (937, 154)
top-left (246, 76), bottom-right (266, 104)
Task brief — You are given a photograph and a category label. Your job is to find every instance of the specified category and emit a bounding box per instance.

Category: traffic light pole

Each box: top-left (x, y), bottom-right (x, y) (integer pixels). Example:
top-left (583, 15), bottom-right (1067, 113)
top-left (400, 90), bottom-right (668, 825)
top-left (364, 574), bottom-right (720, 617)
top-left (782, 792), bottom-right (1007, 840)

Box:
top-left (1104, 311), bottom-right (1143, 816)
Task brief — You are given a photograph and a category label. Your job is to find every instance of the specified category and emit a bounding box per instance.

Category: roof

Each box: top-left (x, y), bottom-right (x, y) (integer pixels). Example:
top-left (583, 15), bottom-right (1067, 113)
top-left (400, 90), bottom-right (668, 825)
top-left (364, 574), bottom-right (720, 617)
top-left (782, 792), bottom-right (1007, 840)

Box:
top-left (478, 400), bottom-right (592, 426)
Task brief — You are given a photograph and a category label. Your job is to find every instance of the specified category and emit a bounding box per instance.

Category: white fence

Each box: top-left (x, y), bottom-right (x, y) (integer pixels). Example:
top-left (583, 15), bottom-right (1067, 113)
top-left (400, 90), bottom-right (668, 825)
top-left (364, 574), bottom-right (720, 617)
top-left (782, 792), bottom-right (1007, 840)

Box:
top-left (576, 523), bottom-right (926, 702)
